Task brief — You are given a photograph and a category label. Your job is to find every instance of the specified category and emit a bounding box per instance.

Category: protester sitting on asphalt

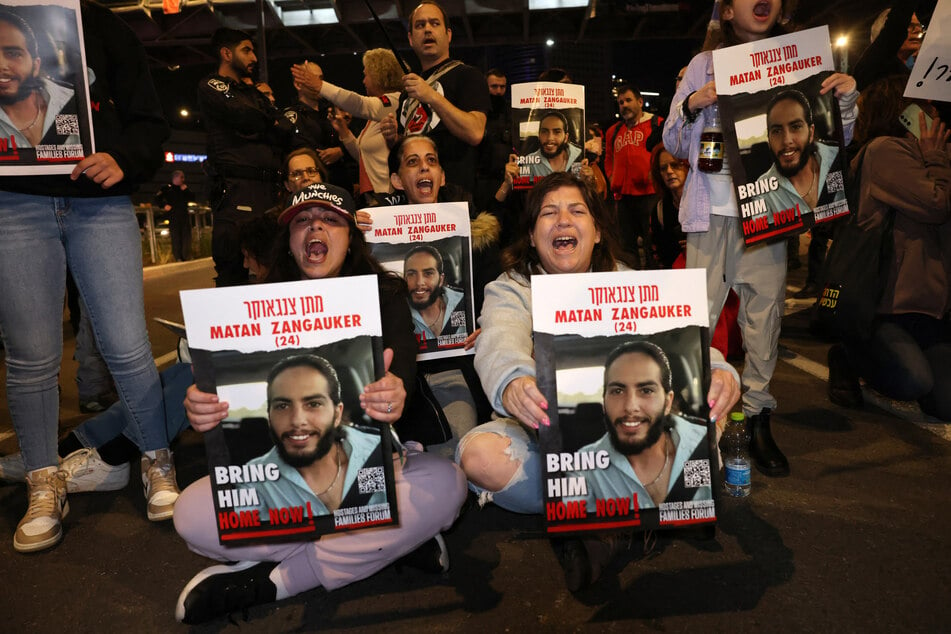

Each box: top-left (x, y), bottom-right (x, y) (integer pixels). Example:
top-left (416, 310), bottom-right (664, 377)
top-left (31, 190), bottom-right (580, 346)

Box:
top-left (827, 77), bottom-right (951, 420)
top-left (173, 181), bottom-right (467, 625)
top-left (453, 171), bottom-right (740, 588)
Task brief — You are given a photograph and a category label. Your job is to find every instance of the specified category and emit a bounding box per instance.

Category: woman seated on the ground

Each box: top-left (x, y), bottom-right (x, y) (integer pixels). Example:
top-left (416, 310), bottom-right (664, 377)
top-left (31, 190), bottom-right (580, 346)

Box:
top-left (455, 171), bottom-right (740, 516)
top-left (173, 182), bottom-right (467, 624)
top-left (828, 77), bottom-right (951, 419)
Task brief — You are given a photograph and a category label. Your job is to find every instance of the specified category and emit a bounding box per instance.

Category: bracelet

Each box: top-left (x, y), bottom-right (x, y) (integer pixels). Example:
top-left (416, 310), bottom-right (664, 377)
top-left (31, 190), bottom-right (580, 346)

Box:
top-left (682, 91), bottom-right (699, 123)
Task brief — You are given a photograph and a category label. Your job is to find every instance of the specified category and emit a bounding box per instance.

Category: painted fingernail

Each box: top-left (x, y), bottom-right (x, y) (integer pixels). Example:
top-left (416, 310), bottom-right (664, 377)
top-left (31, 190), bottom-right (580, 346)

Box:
top-left (541, 417), bottom-right (550, 427)
top-left (710, 414), bottom-right (718, 423)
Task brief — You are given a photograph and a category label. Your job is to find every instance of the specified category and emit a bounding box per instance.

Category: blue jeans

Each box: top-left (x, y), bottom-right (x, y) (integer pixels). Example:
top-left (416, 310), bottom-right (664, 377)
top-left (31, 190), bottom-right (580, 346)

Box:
top-left (73, 363), bottom-right (194, 450)
top-left (455, 418), bottom-right (543, 514)
top-left (0, 193), bottom-right (168, 472)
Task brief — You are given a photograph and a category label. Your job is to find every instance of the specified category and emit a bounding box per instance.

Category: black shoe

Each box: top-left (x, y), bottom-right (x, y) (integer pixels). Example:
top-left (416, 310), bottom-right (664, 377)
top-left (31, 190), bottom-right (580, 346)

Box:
top-left (555, 538), bottom-right (592, 592)
top-left (787, 258), bottom-right (802, 271)
top-left (395, 533), bottom-right (449, 574)
top-left (827, 344), bottom-right (863, 408)
top-left (175, 561), bottom-right (278, 624)
top-left (555, 532), bottom-right (632, 592)
top-left (793, 281), bottom-right (820, 299)
top-left (748, 408), bottom-right (790, 477)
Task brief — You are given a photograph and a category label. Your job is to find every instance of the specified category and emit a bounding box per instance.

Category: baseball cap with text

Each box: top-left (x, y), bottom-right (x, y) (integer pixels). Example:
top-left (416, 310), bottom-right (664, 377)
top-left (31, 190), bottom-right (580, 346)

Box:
top-left (278, 182), bottom-right (356, 225)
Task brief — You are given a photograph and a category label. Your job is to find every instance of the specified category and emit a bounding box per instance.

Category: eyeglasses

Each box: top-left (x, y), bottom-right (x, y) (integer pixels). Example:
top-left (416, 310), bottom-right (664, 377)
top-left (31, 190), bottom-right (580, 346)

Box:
top-left (289, 167), bottom-right (320, 181)
top-left (907, 23), bottom-right (926, 36)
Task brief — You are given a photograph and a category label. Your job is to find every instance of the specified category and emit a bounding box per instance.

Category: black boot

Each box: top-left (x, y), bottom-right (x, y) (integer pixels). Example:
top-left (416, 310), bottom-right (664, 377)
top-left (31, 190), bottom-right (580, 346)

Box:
top-left (827, 344), bottom-right (863, 408)
top-left (748, 408), bottom-right (789, 477)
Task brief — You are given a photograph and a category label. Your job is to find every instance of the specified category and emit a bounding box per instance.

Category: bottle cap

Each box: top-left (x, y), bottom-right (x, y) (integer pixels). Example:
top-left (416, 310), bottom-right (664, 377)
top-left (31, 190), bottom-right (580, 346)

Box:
top-left (729, 411), bottom-right (745, 422)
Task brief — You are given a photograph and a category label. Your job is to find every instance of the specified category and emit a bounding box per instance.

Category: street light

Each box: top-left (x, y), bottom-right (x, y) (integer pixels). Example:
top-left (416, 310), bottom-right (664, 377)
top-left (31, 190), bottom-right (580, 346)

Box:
top-left (835, 35), bottom-right (849, 74)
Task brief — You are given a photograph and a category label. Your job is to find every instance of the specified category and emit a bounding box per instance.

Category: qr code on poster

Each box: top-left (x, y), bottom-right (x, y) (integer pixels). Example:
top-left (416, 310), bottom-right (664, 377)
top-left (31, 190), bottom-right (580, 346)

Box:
top-left (55, 114), bottom-right (80, 136)
top-left (357, 466), bottom-right (386, 494)
top-left (825, 170), bottom-right (844, 194)
top-left (449, 310), bottom-right (466, 328)
top-left (683, 459), bottom-right (711, 488)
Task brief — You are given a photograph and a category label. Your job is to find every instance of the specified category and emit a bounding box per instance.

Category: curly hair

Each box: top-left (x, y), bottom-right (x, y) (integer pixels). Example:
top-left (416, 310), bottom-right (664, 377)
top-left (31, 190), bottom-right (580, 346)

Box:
top-left (853, 75), bottom-right (915, 148)
top-left (363, 48), bottom-right (403, 94)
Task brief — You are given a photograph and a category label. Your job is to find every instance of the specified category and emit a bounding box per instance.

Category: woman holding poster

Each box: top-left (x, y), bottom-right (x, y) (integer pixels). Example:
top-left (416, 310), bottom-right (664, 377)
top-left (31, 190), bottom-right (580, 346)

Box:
top-left (173, 182), bottom-right (466, 625)
top-left (454, 172), bottom-right (740, 587)
top-left (662, 0), bottom-right (858, 478)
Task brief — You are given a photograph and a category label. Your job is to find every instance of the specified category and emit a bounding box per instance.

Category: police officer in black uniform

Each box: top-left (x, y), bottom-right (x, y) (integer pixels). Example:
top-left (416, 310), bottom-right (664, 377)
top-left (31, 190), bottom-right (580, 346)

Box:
top-left (282, 63), bottom-right (357, 194)
top-left (198, 28), bottom-right (286, 286)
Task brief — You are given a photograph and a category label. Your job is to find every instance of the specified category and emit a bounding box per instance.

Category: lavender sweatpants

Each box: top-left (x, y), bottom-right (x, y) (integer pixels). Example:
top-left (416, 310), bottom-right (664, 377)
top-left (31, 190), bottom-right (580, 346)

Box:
top-left (173, 451), bottom-right (466, 594)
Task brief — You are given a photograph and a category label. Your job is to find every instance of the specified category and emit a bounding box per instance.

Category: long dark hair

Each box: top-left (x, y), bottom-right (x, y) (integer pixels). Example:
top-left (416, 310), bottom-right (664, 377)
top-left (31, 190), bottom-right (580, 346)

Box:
top-left (853, 76), bottom-right (917, 149)
top-left (265, 216), bottom-right (406, 294)
top-left (501, 172), bottom-right (631, 280)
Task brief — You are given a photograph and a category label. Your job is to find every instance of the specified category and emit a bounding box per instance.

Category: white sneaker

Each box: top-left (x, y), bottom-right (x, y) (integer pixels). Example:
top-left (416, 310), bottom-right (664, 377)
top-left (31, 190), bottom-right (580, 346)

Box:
top-left (61, 448), bottom-right (130, 493)
top-left (14, 467), bottom-right (69, 553)
top-left (0, 452), bottom-right (27, 483)
top-left (141, 449), bottom-right (180, 521)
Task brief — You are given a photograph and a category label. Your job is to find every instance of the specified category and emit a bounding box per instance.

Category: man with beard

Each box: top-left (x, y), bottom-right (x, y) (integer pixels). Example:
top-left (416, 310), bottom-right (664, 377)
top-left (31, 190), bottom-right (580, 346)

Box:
top-left (571, 341), bottom-right (711, 510)
top-left (474, 68), bottom-right (511, 211)
top-left (757, 90), bottom-right (845, 226)
top-left (379, 1), bottom-right (489, 198)
top-left (403, 245), bottom-right (466, 342)
top-left (235, 354), bottom-right (385, 519)
top-left (605, 84), bottom-right (664, 265)
top-left (198, 28), bottom-right (286, 286)
top-left (0, 10), bottom-right (79, 150)
top-left (524, 111), bottom-right (583, 180)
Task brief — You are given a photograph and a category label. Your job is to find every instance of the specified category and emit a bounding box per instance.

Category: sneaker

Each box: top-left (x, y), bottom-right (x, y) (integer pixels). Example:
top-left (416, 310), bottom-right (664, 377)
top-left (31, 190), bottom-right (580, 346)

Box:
top-left (395, 533), bottom-right (450, 574)
top-left (0, 452), bottom-right (27, 483)
top-left (61, 448), bottom-right (129, 493)
top-left (14, 467), bottom-right (69, 553)
top-left (141, 449), bottom-right (180, 521)
top-left (175, 561), bottom-right (278, 624)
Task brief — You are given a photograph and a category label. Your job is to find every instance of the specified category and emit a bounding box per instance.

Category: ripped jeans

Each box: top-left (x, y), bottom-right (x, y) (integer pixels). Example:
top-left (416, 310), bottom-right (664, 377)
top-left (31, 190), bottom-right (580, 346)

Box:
top-left (455, 418), bottom-right (543, 514)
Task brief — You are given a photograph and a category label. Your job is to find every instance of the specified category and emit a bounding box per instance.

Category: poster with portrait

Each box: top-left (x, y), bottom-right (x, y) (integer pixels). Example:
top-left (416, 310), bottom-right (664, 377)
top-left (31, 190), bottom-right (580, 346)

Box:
top-left (904, 0), bottom-right (951, 103)
top-left (180, 276), bottom-right (398, 545)
top-left (363, 202), bottom-right (475, 361)
top-left (510, 81), bottom-right (585, 190)
top-left (534, 269), bottom-right (718, 534)
top-left (713, 26), bottom-right (851, 245)
top-left (0, 0), bottom-right (95, 174)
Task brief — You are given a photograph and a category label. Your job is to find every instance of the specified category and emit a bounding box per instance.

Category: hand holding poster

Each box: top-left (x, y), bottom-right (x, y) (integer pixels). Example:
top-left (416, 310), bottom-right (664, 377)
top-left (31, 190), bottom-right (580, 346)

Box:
top-left (713, 26), bottom-right (850, 245)
top-left (510, 82), bottom-right (585, 190)
top-left (0, 0), bottom-right (95, 173)
top-left (362, 202), bottom-right (476, 360)
top-left (534, 269), bottom-right (718, 534)
top-left (180, 276), bottom-right (399, 545)
top-left (905, 0), bottom-right (951, 103)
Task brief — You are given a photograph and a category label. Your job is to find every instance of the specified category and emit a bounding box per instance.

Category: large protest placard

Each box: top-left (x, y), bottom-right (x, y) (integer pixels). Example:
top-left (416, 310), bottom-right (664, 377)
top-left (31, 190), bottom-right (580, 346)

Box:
top-left (905, 0), bottom-right (951, 103)
top-left (0, 0), bottom-right (95, 174)
top-left (510, 82), bottom-right (585, 190)
top-left (180, 276), bottom-right (398, 545)
top-left (714, 26), bottom-right (850, 245)
top-left (363, 202), bottom-right (475, 361)
top-left (534, 269), bottom-right (718, 534)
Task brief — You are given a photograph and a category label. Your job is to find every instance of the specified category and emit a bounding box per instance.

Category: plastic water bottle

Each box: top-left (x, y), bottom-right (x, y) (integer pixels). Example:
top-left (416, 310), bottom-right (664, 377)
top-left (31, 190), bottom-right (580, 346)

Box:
top-left (723, 412), bottom-right (751, 497)
top-left (698, 103), bottom-right (724, 173)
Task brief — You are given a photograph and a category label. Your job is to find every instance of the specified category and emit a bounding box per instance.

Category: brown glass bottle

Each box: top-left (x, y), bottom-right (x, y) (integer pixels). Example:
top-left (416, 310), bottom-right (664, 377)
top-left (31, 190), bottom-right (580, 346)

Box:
top-left (698, 103), bottom-right (723, 173)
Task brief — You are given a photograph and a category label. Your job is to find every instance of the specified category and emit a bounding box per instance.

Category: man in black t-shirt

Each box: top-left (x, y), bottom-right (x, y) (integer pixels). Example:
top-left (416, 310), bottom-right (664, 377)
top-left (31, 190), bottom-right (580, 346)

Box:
top-left (380, 1), bottom-right (489, 198)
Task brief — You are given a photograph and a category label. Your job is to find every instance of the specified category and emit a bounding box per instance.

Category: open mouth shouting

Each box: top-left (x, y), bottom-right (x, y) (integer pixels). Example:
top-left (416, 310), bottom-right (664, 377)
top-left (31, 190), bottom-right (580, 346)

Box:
top-left (753, 0), bottom-right (774, 19)
top-left (306, 238), bottom-right (328, 262)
